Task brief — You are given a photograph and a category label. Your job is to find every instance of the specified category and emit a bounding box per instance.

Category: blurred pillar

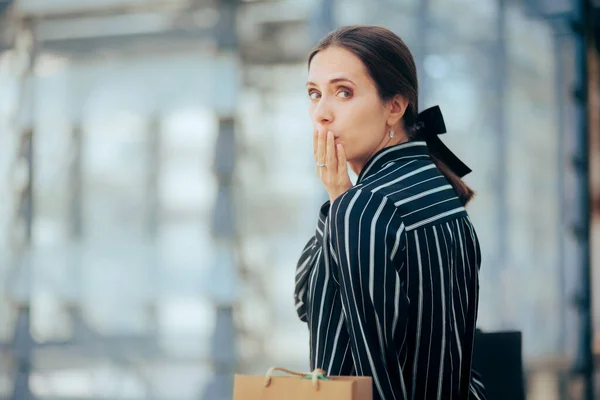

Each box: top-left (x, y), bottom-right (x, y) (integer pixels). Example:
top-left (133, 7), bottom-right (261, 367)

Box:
top-left (145, 115), bottom-right (160, 349)
top-left (204, 117), bottom-right (240, 400)
top-left (590, 3), bottom-right (600, 348)
top-left (415, 0), bottom-right (429, 105)
top-left (570, 0), bottom-right (594, 398)
top-left (551, 18), bottom-right (570, 400)
top-left (310, 0), bottom-right (334, 44)
top-left (145, 115), bottom-right (161, 238)
top-left (7, 19), bottom-right (36, 400)
top-left (493, 0), bottom-right (508, 289)
top-left (10, 305), bottom-right (34, 400)
top-left (64, 122), bottom-right (84, 350)
top-left (203, 1), bottom-right (241, 399)
top-left (68, 124), bottom-right (83, 239)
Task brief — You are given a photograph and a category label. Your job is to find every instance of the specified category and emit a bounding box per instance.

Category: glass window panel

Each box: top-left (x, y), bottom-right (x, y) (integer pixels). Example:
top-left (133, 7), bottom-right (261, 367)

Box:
top-left (156, 297), bottom-right (212, 358)
top-left (0, 373), bottom-right (13, 397)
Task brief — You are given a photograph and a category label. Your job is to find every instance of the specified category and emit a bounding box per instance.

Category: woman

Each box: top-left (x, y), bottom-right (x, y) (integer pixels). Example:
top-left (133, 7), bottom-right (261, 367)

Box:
top-left (294, 25), bottom-right (487, 400)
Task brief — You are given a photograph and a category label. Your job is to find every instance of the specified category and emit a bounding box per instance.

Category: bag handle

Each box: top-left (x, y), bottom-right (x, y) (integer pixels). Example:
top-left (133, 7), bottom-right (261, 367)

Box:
top-left (264, 367), bottom-right (329, 389)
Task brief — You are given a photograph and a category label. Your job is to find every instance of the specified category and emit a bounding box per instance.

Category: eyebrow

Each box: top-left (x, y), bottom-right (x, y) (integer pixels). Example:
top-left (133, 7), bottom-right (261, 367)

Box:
top-left (306, 77), bottom-right (356, 87)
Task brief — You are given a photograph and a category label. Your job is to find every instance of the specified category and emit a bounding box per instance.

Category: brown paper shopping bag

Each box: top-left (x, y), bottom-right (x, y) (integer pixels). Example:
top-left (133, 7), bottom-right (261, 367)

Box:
top-left (233, 367), bottom-right (372, 400)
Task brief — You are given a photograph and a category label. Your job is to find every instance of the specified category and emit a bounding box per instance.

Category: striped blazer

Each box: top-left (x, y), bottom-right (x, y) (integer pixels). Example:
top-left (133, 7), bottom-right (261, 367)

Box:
top-left (294, 141), bottom-right (487, 400)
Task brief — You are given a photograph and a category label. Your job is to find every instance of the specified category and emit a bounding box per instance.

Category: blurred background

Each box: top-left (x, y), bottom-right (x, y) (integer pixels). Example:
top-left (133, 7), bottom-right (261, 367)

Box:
top-left (0, 0), bottom-right (599, 399)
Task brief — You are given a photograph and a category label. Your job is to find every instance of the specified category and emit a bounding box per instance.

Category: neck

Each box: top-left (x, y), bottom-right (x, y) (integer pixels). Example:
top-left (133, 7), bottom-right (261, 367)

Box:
top-left (348, 134), bottom-right (409, 176)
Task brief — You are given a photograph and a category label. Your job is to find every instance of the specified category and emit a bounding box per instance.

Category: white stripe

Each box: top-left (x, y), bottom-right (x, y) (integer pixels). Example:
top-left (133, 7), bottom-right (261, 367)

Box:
top-left (423, 230), bottom-right (435, 398)
top-left (314, 224), bottom-right (333, 366)
top-left (402, 234), bottom-right (411, 374)
top-left (296, 247), bottom-right (321, 286)
top-left (336, 340), bottom-right (351, 375)
top-left (444, 223), bottom-right (464, 384)
top-left (472, 376), bottom-right (484, 388)
top-left (299, 242), bottom-right (314, 258)
top-left (392, 276), bottom-right (401, 338)
top-left (405, 207), bottom-right (465, 230)
top-left (390, 222), bottom-right (405, 260)
top-left (295, 256), bottom-right (312, 283)
top-left (379, 210), bottom-right (408, 400)
top-left (389, 175), bottom-right (444, 196)
top-left (459, 225), bottom-right (470, 309)
top-left (470, 384), bottom-right (483, 400)
top-left (394, 184), bottom-right (453, 206)
top-left (318, 213), bottom-right (327, 225)
top-left (401, 196), bottom-right (458, 218)
top-left (316, 225), bottom-right (323, 236)
top-left (466, 219), bottom-right (480, 271)
top-left (460, 220), bottom-right (473, 284)
top-left (433, 227), bottom-right (447, 400)
top-left (369, 198), bottom-right (387, 302)
top-left (312, 256), bottom-right (329, 363)
top-left (318, 286), bottom-right (337, 367)
top-left (360, 141), bottom-right (427, 179)
top-left (360, 159), bottom-right (419, 190)
top-left (381, 205), bottom-right (398, 349)
top-left (296, 285), bottom-right (307, 303)
top-left (327, 310), bottom-right (346, 374)
top-left (372, 164), bottom-right (436, 193)
top-left (329, 242), bottom-right (339, 265)
top-left (411, 230), bottom-right (424, 399)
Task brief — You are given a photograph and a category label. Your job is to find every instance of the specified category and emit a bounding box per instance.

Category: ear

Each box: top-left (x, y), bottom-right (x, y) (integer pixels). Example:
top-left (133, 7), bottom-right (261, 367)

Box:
top-left (386, 95), bottom-right (409, 126)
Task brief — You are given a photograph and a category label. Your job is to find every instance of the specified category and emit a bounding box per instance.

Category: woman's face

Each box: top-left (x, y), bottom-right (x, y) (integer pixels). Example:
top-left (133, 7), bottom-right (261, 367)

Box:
top-left (307, 46), bottom-right (397, 166)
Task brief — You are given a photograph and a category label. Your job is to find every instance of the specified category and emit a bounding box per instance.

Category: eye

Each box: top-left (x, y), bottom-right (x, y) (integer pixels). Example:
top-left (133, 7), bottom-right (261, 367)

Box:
top-left (308, 90), bottom-right (321, 100)
top-left (338, 89), bottom-right (352, 99)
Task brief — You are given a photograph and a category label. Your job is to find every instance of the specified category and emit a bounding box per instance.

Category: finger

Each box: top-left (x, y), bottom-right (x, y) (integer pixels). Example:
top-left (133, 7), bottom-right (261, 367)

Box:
top-left (316, 127), bottom-right (326, 166)
top-left (337, 144), bottom-right (347, 173)
top-left (326, 131), bottom-right (336, 172)
top-left (315, 127), bottom-right (326, 176)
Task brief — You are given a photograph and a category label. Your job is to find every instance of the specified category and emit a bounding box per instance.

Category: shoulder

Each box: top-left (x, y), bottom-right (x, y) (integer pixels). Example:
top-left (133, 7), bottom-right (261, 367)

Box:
top-left (329, 185), bottom-right (400, 227)
top-left (347, 159), bottom-right (468, 231)
top-left (333, 158), bottom-right (438, 212)
top-left (359, 158), bottom-right (440, 198)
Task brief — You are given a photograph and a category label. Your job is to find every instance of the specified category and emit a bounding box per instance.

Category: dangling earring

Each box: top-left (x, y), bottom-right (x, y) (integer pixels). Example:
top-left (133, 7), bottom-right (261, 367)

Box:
top-left (389, 129), bottom-right (395, 138)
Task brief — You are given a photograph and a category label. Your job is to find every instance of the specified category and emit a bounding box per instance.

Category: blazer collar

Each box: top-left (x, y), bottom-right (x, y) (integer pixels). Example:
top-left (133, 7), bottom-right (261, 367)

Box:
top-left (357, 141), bottom-right (430, 184)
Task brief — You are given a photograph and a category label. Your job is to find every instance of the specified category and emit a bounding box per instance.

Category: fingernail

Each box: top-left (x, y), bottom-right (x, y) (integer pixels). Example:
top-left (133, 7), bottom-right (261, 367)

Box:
top-left (327, 131), bottom-right (333, 139)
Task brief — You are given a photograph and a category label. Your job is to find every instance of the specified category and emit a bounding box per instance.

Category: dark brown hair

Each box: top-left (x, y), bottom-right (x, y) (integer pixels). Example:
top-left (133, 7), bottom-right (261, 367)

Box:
top-left (308, 25), bottom-right (475, 205)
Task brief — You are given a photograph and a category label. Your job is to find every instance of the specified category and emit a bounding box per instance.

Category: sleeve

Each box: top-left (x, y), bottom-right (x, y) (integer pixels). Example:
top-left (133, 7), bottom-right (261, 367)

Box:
top-left (328, 190), bottom-right (410, 400)
top-left (294, 201), bottom-right (330, 322)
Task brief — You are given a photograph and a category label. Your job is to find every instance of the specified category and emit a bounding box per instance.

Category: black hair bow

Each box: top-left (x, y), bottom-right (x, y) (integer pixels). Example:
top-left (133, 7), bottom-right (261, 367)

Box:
top-left (417, 105), bottom-right (472, 178)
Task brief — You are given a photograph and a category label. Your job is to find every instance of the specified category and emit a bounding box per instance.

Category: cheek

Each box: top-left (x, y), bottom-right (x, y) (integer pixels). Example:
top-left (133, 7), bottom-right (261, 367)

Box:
top-left (346, 102), bottom-right (383, 136)
top-left (344, 107), bottom-right (386, 155)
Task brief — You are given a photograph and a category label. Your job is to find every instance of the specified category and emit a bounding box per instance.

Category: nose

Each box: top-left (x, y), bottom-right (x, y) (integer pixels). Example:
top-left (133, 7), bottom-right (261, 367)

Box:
top-left (312, 97), bottom-right (333, 126)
